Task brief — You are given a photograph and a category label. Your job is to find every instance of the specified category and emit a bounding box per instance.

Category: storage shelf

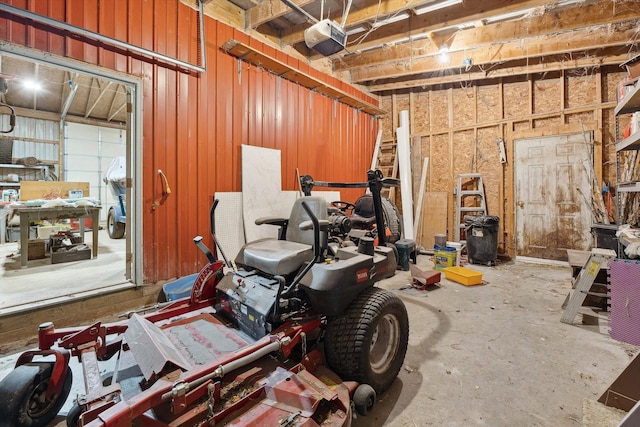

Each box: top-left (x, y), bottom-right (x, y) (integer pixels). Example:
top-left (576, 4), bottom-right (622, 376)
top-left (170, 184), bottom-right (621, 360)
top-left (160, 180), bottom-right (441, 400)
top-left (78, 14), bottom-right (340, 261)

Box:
top-left (615, 81), bottom-right (640, 116)
top-left (617, 181), bottom-right (640, 192)
top-left (221, 39), bottom-right (386, 116)
top-left (616, 131), bottom-right (640, 151)
top-left (0, 164), bottom-right (48, 171)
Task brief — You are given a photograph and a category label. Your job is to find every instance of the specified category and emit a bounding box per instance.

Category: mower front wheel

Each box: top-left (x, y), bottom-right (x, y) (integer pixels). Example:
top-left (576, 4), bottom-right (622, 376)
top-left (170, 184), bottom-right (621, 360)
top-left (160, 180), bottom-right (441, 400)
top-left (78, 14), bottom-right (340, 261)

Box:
top-left (325, 287), bottom-right (408, 395)
top-left (0, 362), bottom-right (73, 427)
top-left (353, 384), bottom-right (376, 416)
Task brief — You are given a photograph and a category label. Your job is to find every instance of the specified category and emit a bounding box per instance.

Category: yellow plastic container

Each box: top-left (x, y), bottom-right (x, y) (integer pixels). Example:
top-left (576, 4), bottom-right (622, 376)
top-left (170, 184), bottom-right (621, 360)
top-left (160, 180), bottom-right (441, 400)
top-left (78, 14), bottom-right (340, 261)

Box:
top-left (443, 266), bottom-right (483, 286)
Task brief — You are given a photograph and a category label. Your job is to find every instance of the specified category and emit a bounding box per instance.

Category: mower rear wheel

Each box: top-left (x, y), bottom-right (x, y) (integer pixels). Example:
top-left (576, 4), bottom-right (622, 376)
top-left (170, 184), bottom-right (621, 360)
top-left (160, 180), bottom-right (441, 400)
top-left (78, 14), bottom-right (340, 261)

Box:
top-left (107, 208), bottom-right (125, 239)
top-left (325, 287), bottom-right (408, 395)
top-left (381, 196), bottom-right (402, 243)
top-left (0, 362), bottom-right (73, 427)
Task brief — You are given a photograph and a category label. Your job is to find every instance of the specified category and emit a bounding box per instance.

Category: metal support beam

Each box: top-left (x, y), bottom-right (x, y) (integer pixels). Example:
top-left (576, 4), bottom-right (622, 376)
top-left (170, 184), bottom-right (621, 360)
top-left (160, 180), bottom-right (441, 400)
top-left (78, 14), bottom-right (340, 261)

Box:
top-left (0, 1), bottom-right (207, 73)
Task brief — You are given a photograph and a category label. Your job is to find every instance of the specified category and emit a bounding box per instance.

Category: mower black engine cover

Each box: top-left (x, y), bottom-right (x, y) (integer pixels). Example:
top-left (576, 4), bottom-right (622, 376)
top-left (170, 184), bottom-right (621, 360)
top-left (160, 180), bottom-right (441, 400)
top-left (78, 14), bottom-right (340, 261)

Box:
top-left (299, 245), bottom-right (397, 316)
top-left (215, 271), bottom-right (279, 340)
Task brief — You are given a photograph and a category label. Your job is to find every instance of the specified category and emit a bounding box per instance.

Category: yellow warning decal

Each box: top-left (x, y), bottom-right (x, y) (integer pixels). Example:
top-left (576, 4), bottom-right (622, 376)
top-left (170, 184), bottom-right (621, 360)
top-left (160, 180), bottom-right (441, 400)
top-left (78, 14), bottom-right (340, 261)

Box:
top-left (586, 261), bottom-right (599, 276)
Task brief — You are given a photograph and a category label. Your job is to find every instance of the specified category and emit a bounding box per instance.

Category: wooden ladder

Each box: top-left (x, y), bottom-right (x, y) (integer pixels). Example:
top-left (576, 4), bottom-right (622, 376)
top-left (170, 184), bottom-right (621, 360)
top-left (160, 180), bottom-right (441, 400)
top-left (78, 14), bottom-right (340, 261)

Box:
top-left (371, 130), bottom-right (398, 198)
top-left (454, 173), bottom-right (487, 241)
top-left (560, 248), bottom-right (617, 324)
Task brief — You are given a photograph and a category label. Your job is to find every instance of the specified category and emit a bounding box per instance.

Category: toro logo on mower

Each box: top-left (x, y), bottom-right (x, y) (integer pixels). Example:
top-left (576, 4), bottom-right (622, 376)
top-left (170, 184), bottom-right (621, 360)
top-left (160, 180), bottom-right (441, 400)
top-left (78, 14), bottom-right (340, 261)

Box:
top-left (356, 269), bottom-right (369, 283)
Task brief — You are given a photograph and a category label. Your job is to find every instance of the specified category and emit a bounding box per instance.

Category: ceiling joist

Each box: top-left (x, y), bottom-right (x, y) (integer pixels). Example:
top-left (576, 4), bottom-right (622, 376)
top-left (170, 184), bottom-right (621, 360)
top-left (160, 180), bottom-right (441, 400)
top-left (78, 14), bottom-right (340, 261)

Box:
top-left (367, 50), bottom-right (629, 92)
top-left (335, 2), bottom-right (640, 72)
top-left (351, 22), bottom-right (639, 83)
top-left (247, 0), bottom-right (315, 29)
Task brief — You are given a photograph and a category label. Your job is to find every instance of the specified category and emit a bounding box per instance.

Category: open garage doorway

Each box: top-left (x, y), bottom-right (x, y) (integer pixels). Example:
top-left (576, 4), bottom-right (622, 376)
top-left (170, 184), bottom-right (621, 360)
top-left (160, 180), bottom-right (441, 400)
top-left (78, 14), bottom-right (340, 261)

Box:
top-left (0, 45), bottom-right (142, 315)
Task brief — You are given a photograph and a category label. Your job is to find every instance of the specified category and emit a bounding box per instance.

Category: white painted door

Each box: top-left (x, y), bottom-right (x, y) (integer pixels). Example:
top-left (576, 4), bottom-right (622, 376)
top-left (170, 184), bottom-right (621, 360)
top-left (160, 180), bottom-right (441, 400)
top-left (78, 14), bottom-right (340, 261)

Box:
top-left (515, 133), bottom-right (592, 261)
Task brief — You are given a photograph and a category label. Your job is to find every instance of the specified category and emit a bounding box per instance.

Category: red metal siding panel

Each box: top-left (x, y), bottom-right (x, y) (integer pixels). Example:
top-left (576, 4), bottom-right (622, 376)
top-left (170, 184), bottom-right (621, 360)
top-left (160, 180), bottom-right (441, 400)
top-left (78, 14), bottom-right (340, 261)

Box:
top-left (3, 0), bottom-right (27, 46)
top-left (46, 0), bottom-right (65, 55)
top-left (1, 1), bottom-right (378, 283)
top-left (97, 0), bottom-right (116, 69)
top-left (216, 23), bottom-right (235, 192)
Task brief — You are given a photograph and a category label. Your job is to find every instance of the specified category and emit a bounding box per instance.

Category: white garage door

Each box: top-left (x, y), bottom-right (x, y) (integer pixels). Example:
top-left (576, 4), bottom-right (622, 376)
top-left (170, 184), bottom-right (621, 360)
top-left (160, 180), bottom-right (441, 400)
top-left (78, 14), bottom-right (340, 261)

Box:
top-left (64, 122), bottom-right (126, 222)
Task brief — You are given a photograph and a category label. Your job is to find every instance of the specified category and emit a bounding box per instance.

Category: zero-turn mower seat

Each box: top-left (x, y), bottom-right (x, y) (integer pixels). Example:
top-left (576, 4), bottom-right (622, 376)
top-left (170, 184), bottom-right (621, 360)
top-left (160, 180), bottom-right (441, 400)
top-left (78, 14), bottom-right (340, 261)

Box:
top-left (235, 197), bottom-right (328, 276)
top-left (349, 194), bottom-right (377, 228)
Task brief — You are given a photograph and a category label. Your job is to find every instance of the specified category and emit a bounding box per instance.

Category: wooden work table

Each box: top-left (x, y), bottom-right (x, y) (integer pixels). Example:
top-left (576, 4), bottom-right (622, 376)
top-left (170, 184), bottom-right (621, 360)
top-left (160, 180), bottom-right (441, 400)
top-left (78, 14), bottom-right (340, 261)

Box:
top-left (15, 205), bottom-right (101, 268)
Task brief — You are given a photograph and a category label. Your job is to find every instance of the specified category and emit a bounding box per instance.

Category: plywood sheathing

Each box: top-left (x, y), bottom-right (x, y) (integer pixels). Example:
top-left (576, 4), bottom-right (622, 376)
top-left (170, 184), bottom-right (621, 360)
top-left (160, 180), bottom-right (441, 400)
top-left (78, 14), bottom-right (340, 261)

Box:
top-left (413, 93), bottom-right (431, 135)
top-left (379, 66), bottom-right (627, 257)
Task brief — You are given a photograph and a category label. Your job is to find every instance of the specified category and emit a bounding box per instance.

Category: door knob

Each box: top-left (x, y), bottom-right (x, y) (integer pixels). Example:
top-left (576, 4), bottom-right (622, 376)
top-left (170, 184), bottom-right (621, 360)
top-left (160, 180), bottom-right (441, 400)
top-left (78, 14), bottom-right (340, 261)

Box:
top-left (517, 201), bottom-right (524, 208)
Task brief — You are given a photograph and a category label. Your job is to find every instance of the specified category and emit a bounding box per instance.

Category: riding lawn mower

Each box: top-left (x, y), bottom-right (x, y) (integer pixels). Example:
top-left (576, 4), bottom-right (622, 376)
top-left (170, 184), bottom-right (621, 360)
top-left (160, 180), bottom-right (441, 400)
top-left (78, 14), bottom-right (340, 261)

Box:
top-left (0, 170), bottom-right (409, 427)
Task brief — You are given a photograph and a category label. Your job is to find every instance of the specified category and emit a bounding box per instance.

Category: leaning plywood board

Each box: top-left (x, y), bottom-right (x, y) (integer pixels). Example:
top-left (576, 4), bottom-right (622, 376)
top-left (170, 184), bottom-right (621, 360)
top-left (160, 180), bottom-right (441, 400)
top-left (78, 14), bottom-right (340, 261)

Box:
top-left (598, 340), bottom-right (640, 412)
top-left (20, 181), bottom-right (90, 201)
top-left (214, 192), bottom-right (245, 261)
top-left (420, 192), bottom-right (447, 249)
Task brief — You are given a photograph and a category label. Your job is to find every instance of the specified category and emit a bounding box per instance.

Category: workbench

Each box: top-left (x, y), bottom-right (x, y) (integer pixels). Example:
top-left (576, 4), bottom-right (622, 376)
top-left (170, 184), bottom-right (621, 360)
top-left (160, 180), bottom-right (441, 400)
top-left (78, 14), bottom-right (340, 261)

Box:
top-left (15, 205), bottom-right (101, 268)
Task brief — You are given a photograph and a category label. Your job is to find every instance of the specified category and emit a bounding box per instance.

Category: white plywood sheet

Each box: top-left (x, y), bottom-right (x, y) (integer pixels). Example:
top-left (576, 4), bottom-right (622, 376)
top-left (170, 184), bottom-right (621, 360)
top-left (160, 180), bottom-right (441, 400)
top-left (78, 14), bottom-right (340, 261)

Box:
top-left (242, 145), bottom-right (283, 242)
top-left (396, 110), bottom-right (414, 239)
top-left (214, 192), bottom-right (245, 261)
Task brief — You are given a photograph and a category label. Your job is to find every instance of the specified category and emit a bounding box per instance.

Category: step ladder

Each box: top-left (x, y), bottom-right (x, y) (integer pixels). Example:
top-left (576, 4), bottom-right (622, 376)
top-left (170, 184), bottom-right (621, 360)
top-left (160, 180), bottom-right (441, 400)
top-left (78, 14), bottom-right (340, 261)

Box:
top-left (454, 174), bottom-right (487, 241)
top-left (560, 248), bottom-right (617, 324)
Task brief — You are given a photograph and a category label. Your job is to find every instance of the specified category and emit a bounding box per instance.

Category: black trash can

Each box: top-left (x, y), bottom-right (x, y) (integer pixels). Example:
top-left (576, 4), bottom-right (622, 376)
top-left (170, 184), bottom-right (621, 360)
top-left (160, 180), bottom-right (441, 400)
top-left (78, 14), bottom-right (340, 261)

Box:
top-left (465, 215), bottom-right (500, 266)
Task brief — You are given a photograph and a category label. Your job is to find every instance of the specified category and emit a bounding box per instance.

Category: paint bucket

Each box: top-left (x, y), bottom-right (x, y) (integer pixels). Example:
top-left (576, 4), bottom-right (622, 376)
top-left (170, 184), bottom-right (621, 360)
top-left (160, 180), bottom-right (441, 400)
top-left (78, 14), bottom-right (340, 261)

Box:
top-left (447, 241), bottom-right (463, 266)
top-left (434, 245), bottom-right (456, 271)
top-left (434, 234), bottom-right (447, 248)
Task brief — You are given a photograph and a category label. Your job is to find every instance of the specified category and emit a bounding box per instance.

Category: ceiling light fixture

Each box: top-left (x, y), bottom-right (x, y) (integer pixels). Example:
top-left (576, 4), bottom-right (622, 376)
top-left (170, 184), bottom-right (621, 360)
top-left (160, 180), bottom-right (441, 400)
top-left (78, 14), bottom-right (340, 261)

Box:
top-left (22, 79), bottom-right (42, 91)
top-left (371, 12), bottom-right (410, 29)
top-left (414, 0), bottom-right (463, 16)
top-left (439, 45), bottom-right (450, 63)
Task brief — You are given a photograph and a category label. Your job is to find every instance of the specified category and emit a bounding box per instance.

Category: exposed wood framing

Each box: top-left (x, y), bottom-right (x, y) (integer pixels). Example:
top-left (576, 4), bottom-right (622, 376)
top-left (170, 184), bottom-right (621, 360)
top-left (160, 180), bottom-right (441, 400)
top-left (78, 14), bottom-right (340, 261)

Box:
top-left (85, 80), bottom-right (113, 118)
top-left (367, 52), bottom-right (628, 92)
top-left (350, 24), bottom-right (637, 83)
top-left (381, 66), bottom-right (621, 257)
top-left (283, 0), bottom-right (556, 47)
top-left (595, 69), bottom-right (604, 185)
top-left (202, 0), bottom-right (244, 28)
top-left (247, 0), bottom-right (314, 28)
top-left (335, 2), bottom-right (639, 71)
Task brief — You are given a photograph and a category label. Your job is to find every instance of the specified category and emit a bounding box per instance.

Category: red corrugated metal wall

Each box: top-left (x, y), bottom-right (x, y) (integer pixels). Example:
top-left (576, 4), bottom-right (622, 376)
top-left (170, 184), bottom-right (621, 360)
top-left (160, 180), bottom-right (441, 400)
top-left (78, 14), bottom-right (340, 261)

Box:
top-left (0, 0), bottom-right (379, 283)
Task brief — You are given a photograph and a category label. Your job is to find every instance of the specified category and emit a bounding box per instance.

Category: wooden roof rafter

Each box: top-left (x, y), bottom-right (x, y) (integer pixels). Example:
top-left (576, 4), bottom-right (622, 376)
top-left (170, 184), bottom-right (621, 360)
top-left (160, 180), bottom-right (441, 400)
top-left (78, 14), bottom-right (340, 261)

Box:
top-left (351, 22), bottom-right (640, 83)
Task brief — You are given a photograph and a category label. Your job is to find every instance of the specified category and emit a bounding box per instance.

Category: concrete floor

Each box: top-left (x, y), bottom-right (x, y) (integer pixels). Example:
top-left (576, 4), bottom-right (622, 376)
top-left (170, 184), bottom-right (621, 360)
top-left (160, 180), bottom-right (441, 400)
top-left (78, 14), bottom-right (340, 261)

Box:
top-left (0, 229), bottom-right (129, 315)
top-left (0, 255), bottom-right (636, 426)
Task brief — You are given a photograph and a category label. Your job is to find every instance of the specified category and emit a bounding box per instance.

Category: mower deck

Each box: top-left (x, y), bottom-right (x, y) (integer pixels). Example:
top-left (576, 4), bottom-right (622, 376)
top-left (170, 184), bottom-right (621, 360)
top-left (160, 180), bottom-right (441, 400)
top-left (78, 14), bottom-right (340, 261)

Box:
top-left (80, 307), bottom-right (353, 426)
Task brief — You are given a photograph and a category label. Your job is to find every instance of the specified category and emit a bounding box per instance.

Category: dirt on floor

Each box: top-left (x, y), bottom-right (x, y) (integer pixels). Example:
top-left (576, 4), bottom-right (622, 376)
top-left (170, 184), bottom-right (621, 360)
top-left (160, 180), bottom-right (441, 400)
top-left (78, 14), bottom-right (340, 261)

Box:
top-left (354, 256), bottom-right (638, 426)
top-left (1, 256), bottom-right (636, 426)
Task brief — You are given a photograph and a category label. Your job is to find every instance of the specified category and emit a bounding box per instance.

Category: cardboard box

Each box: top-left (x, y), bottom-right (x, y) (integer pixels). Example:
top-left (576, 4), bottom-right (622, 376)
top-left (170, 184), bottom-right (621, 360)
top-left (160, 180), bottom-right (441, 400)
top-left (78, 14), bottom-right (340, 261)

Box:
top-left (622, 54), bottom-right (640, 79)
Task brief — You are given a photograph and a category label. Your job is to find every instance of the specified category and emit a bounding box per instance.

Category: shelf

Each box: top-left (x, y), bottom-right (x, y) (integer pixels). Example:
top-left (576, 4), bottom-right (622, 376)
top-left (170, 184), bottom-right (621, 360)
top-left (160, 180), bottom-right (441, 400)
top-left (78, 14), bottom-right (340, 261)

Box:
top-left (616, 131), bottom-right (640, 151)
top-left (0, 182), bottom-right (19, 186)
top-left (221, 39), bottom-right (386, 116)
top-left (0, 164), bottom-right (48, 171)
top-left (615, 81), bottom-right (640, 116)
top-left (617, 181), bottom-right (640, 192)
